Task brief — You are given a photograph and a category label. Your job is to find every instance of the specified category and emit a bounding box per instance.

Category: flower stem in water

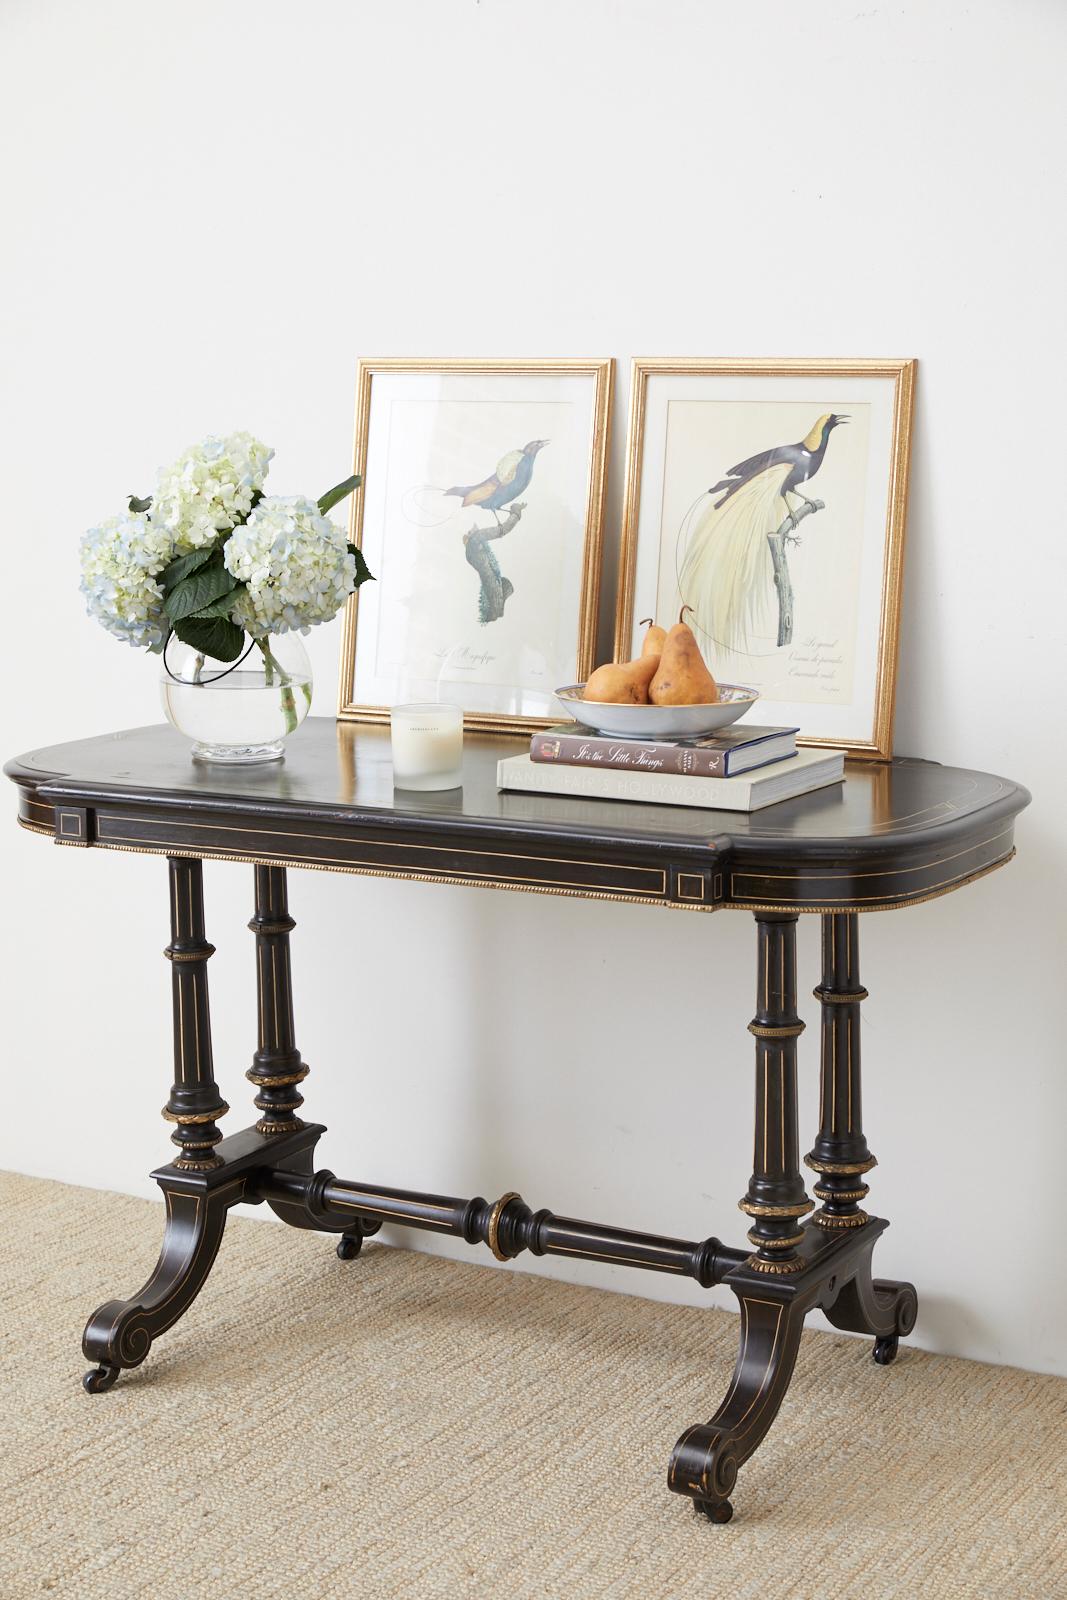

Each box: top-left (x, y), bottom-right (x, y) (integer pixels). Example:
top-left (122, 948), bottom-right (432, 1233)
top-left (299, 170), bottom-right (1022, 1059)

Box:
top-left (256, 639), bottom-right (298, 734)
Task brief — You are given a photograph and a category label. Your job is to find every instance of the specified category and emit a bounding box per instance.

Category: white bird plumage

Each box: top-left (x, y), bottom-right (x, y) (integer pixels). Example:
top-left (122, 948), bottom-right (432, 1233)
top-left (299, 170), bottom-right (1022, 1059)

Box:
top-left (679, 461), bottom-right (793, 656)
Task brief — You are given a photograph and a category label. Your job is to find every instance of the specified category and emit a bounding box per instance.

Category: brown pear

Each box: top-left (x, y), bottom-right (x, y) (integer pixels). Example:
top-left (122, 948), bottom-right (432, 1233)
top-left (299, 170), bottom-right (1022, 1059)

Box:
top-left (649, 608), bottom-right (719, 705)
top-left (638, 617), bottom-right (667, 657)
top-left (583, 653), bottom-right (660, 704)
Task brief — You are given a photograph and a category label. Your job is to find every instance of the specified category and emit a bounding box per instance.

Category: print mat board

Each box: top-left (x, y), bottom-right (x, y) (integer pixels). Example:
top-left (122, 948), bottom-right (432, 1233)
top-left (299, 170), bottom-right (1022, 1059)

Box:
top-left (617, 359), bottom-right (915, 759)
top-left (338, 359), bottom-right (612, 731)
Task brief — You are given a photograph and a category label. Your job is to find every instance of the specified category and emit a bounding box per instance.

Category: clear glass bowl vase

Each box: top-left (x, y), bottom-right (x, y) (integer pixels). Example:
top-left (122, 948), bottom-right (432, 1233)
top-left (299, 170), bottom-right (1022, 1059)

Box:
top-left (160, 633), bottom-right (313, 763)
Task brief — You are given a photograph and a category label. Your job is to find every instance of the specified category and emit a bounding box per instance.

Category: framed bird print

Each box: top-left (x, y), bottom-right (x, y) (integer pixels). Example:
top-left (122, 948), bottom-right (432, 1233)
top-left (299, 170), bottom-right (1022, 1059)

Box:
top-left (338, 357), bottom-right (613, 731)
top-left (617, 358), bottom-right (915, 760)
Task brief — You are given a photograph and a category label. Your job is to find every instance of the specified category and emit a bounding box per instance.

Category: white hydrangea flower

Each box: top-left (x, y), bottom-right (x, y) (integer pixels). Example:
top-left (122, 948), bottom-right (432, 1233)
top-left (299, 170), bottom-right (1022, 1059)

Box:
top-left (153, 432), bottom-right (274, 553)
top-left (79, 511), bottom-right (173, 649)
top-left (224, 496), bottom-right (356, 637)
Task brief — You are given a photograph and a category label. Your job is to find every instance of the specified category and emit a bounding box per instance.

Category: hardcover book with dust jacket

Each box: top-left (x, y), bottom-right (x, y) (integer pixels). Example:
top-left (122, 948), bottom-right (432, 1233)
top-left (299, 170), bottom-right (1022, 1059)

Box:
top-left (497, 747), bottom-right (845, 813)
top-left (530, 723), bottom-right (799, 778)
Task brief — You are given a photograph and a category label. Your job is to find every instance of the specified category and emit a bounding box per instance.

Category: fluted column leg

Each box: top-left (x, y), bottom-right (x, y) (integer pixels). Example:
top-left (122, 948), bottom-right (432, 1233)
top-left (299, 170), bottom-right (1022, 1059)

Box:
top-left (247, 866), bottom-right (308, 1136)
top-left (162, 857), bottom-right (229, 1169)
top-left (83, 856), bottom-right (236, 1390)
top-left (739, 913), bottom-right (813, 1273)
top-left (807, 913), bottom-right (918, 1360)
top-left (805, 913), bottom-right (876, 1226)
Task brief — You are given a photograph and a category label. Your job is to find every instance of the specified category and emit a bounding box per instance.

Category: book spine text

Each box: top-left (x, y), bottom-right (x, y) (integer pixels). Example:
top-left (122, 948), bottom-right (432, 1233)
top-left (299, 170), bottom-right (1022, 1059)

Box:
top-left (530, 732), bottom-right (727, 778)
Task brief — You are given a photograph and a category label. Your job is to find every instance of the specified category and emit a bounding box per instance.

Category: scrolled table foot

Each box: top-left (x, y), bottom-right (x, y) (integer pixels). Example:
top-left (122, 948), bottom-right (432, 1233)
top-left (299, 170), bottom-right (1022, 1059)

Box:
top-left (81, 1181), bottom-right (238, 1386)
top-left (82, 1363), bottom-right (121, 1394)
top-left (873, 1277), bottom-right (919, 1337)
top-left (668, 1287), bottom-right (804, 1520)
top-left (822, 1253), bottom-right (917, 1349)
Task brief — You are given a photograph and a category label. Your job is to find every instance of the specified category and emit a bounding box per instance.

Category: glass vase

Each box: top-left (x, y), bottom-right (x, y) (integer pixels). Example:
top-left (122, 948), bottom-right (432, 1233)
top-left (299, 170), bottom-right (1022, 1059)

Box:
top-left (160, 633), bottom-right (313, 763)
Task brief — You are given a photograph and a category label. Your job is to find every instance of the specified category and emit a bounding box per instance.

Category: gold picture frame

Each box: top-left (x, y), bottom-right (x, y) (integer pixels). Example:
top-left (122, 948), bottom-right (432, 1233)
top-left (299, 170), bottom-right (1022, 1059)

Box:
top-left (338, 357), bottom-right (613, 733)
top-left (617, 358), bottom-right (915, 761)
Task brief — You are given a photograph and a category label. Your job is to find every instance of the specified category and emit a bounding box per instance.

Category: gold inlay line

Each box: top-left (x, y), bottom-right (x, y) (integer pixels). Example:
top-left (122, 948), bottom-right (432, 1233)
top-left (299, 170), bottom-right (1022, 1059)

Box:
top-left (325, 1198), bottom-right (452, 1229)
top-left (93, 811), bottom-right (665, 883)
top-left (544, 1243), bottom-right (685, 1272)
top-left (96, 824), bottom-right (666, 897)
top-left (779, 1052), bottom-right (786, 1169)
top-left (58, 835), bottom-right (1014, 917)
top-left (847, 1014), bottom-right (853, 1131)
top-left (732, 1300), bottom-right (785, 1437)
top-left (733, 828), bottom-right (1013, 885)
top-left (726, 853), bottom-right (1014, 914)
top-left (271, 943), bottom-right (279, 1050)
top-left (762, 1054), bottom-right (769, 1171)
top-left (192, 968), bottom-right (202, 1082)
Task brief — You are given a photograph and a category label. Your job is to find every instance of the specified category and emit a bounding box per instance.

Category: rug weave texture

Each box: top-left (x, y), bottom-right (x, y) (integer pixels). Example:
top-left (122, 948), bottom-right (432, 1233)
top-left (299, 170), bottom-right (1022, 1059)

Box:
top-left (1, 1171), bottom-right (1064, 1600)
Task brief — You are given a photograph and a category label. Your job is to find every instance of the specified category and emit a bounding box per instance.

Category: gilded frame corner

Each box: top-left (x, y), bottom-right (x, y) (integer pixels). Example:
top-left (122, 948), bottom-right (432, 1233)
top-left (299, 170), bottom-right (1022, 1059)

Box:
top-left (337, 356), bottom-right (614, 734)
top-left (615, 357), bottom-right (916, 762)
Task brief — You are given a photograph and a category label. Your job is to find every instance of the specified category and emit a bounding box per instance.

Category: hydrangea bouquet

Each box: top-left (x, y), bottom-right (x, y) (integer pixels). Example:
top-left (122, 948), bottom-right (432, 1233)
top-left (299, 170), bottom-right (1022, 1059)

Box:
top-left (79, 432), bottom-right (373, 738)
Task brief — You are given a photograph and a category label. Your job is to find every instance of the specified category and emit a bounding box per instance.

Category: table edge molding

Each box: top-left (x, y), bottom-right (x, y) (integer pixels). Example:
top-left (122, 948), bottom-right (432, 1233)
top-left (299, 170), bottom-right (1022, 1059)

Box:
top-left (18, 814), bottom-right (1017, 915)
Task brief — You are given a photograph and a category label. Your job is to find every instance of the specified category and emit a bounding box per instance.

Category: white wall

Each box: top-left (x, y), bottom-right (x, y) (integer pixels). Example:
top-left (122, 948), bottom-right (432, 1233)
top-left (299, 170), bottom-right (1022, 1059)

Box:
top-left (2, 0), bottom-right (1064, 1375)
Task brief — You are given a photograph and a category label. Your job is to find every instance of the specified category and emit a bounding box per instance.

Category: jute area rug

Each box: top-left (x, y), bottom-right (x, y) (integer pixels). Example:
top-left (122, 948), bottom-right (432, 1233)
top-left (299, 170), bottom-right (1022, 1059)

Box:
top-left (1, 1172), bottom-right (1064, 1600)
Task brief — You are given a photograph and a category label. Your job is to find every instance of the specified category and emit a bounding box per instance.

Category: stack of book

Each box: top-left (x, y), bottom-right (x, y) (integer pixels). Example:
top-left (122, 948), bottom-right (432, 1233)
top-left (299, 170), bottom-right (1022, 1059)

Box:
top-left (497, 724), bottom-right (844, 812)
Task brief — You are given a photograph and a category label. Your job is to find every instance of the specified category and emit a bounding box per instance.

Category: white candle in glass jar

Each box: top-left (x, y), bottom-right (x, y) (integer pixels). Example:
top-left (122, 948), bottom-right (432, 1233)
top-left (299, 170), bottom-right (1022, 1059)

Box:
top-left (390, 703), bottom-right (464, 791)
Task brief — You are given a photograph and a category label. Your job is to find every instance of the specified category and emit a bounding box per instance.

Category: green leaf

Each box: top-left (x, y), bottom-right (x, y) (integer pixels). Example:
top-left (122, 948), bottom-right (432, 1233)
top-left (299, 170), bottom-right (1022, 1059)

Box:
top-left (190, 589), bottom-right (241, 619)
top-left (164, 561), bottom-right (237, 623)
top-left (128, 494), bottom-right (153, 513)
top-left (318, 474), bottom-right (361, 516)
top-left (172, 614), bottom-right (245, 662)
top-left (348, 543), bottom-right (375, 585)
top-left (161, 546), bottom-right (215, 592)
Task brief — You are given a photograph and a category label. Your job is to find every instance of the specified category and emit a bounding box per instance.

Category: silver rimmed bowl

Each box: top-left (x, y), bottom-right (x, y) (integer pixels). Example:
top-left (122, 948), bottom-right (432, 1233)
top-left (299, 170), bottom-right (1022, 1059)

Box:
top-left (554, 684), bottom-right (759, 739)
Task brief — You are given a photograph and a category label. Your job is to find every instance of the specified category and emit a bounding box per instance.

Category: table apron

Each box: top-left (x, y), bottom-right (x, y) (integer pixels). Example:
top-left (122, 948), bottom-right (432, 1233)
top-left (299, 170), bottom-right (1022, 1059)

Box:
top-left (21, 789), bottom-right (1019, 914)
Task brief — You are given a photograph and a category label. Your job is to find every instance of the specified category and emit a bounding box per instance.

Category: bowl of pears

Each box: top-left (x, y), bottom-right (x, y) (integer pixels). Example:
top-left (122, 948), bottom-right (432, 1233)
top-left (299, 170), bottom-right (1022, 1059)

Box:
top-left (556, 609), bottom-right (758, 739)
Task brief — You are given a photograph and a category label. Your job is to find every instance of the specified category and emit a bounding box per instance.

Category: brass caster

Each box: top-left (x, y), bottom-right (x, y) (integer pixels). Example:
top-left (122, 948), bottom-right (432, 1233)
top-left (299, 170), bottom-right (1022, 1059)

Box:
top-left (693, 1497), bottom-right (734, 1524)
top-left (336, 1232), bottom-right (363, 1261)
top-left (83, 1364), bottom-right (121, 1394)
top-left (873, 1334), bottom-right (899, 1365)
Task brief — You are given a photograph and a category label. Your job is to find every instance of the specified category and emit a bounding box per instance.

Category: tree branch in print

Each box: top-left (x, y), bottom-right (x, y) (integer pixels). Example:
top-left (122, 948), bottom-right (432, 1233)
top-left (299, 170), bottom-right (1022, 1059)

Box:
top-left (462, 501), bottom-right (525, 624)
top-left (766, 498), bottom-right (824, 646)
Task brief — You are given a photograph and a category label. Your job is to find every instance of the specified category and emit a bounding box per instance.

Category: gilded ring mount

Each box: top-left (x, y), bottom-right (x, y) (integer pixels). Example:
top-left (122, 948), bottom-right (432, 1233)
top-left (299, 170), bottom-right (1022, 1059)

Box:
top-left (747, 1254), bottom-right (806, 1275)
top-left (246, 1066), bottom-right (310, 1088)
top-left (746, 1230), bottom-right (806, 1251)
top-left (813, 1184), bottom-right (869, 1203)
top-left (162, 1103), bottom-right (230, 1125)
top-left (748, 1021), bottom-right (806, 1040)
top-left (738, 1199), bottom-right (814, 1219)
top-left (814, 1210), bottom-right (870, 1230)
top-left (487, 1192), bottom-right (521, 1261)
top-left (163, 944), bottom-right (216, 963)
top-left (805, 1155), bottom-right (878, 1176)
top-left (256, 1117), bottom-right (306, 1136)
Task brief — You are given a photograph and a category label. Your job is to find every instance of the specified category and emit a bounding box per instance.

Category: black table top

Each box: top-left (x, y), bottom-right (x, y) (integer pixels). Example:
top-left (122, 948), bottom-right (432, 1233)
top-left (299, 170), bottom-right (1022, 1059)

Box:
top-left (6, 720), bottom-right (1029, 915)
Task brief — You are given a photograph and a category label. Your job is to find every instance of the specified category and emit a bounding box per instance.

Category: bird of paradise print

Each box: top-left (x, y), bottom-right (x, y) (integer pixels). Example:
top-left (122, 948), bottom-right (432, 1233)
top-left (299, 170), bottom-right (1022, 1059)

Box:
top-left (679, 414), bottom-right (847, 655)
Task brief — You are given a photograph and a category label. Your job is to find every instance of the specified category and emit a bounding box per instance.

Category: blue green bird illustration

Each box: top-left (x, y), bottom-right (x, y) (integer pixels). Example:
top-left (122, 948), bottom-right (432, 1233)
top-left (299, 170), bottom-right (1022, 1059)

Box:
top-left (445, 438), bottom-right (549, 525)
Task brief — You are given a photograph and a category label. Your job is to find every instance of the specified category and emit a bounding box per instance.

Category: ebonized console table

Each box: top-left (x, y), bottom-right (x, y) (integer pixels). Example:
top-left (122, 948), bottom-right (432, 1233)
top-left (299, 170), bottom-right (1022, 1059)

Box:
top-left (6, 720), bottom-right (1029, 1524)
